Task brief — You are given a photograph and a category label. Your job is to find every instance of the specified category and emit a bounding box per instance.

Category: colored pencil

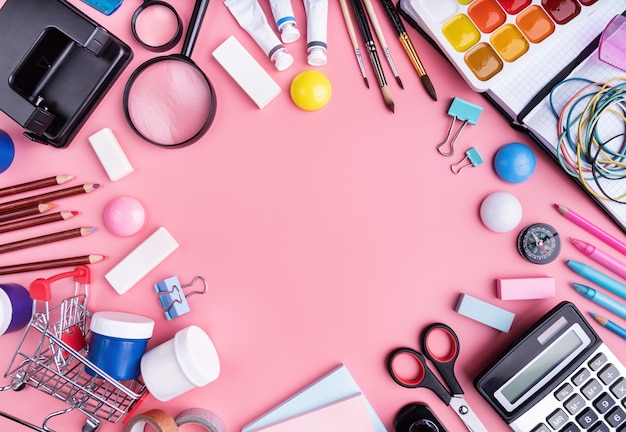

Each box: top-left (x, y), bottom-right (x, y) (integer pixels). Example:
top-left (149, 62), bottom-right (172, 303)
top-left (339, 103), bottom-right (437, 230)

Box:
top-left (378, 0), bottom-right (437, 100)
top-left (572, 283), bottom-right (626, 320)
top-left (567, 260), bottom-right (626, 300)
top-left (0, 203), bottom-right (55, 223)
top-left (571, 238), bottom-right (626, 281)
top-left (0, 175), bottom-right (73, 198)
top-left (338, 0), bottom-right (369, 88)
top-left (0, 254), bottom-right (105, 275)
top-left (0, 211), bottom-right (77, 234)
top-left (0, 227), bottom-right (94, 254)
top-left (590, 312), bottom-right (626, 340)
top-left (554, 204), bottom-right (626, 256)
top-left (361, 0), bottom-right (403, 88)
top-left (0, 184), bottom-right (99, 214)
top-left (351, 0), bottom-right (395, 113)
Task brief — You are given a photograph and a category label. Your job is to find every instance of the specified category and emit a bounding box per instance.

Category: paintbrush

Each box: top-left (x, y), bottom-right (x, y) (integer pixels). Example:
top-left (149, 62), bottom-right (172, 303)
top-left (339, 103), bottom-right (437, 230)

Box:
top-left (351, 0), bottom-right (395, 112)
top-left (378, 0), bottom-right (437, 100)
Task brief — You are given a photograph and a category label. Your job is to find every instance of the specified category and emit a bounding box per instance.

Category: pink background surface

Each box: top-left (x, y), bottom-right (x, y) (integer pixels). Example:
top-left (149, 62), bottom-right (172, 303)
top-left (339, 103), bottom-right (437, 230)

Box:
top-left (0, 0), bottom-right (625, 431)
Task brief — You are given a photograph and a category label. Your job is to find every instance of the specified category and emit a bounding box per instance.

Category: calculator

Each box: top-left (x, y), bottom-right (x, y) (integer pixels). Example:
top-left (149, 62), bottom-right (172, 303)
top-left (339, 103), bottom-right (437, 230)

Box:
top-left (475, 302), bottom-right (626, 432)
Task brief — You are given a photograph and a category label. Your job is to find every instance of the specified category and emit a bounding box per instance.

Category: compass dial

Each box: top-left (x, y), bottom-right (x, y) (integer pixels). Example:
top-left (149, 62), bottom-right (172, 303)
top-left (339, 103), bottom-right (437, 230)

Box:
top-left (517, 223), bottom-right (561, 264)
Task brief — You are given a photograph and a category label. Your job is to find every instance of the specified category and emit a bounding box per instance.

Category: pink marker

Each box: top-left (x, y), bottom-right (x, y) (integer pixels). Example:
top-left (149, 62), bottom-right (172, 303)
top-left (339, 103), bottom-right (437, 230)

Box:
top-left (554, 204), bottom-right (626, 256)
top-left (570, 238), bottom-right (626, 281)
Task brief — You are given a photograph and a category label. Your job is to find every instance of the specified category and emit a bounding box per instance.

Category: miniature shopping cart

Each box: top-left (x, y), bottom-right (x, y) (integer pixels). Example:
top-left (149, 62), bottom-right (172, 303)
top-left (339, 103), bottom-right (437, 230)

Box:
top-left (0, 266), bottom-right (147, 432)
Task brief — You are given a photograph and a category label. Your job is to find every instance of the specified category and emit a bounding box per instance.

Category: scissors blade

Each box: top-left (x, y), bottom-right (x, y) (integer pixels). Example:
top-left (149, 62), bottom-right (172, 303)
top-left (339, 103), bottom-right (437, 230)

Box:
top-left (448, 396), bottom-right (488, 432)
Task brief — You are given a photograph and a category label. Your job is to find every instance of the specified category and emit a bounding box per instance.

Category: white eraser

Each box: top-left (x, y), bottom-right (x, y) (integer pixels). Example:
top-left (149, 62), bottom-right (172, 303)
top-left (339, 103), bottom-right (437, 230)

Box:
top-left (88, 128), bottom-right (133, 181)
top-left (105, 227), bottom-right (179, 295)
top-left (455, 293), bottom-right (515, 332)
top-left (212, 35), bottom-right (281, 109)
top-left (497, 277), bottom-right (556, 301)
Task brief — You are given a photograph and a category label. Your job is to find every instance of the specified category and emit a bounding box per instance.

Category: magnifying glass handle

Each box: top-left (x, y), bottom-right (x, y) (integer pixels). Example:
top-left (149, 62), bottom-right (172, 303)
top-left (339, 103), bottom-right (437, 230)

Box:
top-left (183, 0), bottom-right (211, 57)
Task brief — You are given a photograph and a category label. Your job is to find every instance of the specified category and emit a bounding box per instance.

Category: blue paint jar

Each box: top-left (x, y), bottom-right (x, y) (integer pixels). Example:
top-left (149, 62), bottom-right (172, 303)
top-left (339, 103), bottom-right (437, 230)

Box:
top-left (0, 283), bottom-right (32, 336)
top-left (87, 311), bottom-right (154, 381)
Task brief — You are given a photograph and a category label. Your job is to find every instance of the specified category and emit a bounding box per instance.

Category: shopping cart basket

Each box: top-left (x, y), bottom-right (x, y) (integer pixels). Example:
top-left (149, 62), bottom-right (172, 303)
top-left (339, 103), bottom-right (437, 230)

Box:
top-left (1, 266), bottom-right (147, 431)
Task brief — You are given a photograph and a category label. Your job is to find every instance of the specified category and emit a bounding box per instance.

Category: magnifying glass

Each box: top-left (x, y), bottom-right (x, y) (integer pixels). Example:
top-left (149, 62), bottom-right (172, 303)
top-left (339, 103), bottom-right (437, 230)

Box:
top-left (123, 0), bottom-right (217, 147)
top-left (131, 0), bottom-right (183, 52)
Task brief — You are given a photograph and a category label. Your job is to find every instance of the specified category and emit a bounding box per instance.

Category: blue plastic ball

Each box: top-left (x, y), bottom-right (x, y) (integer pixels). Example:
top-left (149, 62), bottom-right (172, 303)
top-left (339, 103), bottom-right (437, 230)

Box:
top-left (0, 131), bottom-right (15, 174)
top-left (494, 142), bottom-right (536, 183)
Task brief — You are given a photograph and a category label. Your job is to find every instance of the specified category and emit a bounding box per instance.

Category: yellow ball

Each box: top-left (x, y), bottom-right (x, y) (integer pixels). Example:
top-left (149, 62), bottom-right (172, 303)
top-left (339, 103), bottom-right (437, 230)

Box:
top-left (290, 70), bottom-right (332, 111)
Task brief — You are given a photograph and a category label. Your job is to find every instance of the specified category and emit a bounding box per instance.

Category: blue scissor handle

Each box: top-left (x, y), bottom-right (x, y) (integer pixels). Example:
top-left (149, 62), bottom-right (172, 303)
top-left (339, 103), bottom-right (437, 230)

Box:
top-left (386, 347), bottom-right (453, 405)
top-left (421, 322), bottom-right (463, 396)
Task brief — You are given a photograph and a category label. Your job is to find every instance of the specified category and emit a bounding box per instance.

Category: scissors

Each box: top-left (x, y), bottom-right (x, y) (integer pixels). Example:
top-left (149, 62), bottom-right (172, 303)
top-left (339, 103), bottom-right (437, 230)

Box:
top-left (386, 322), bottom-right (488, 432)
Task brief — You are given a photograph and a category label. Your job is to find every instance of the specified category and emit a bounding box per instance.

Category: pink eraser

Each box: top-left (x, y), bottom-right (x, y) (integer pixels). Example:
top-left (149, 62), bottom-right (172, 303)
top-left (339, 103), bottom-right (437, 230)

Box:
top-left (497, 277), bottom-right (556, 300)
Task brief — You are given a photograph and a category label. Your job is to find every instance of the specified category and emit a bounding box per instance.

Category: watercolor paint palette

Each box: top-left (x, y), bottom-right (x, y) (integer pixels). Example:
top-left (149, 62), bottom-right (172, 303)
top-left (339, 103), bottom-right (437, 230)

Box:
top-left (399, 0), bottom-right (625, 93)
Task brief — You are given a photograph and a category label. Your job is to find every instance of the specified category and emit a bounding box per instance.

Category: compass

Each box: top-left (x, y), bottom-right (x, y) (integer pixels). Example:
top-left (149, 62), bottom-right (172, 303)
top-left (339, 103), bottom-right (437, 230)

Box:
top-left (517, 223), bottom-right (561, 264)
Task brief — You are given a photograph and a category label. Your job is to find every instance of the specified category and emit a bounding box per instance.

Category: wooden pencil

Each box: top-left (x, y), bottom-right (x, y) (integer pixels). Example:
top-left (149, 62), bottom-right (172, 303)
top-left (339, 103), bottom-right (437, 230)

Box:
top-left (0, 203), bottom-right (55, 223)
top-left (0, 184), bottom-right (99, 214)
top-left (0, 227), bottom-right (94, 254)
top-left (0, 175), bottom-right (73, 198)
top-left (0, 254), bottom-right (105, 275)
top-left (0, 211), bottom-right (77, 234)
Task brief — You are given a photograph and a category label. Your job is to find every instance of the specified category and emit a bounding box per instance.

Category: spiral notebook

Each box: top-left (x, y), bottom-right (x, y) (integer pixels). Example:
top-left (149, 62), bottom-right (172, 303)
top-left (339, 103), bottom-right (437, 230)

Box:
top-left (398, 0), bottom-right (626, 232)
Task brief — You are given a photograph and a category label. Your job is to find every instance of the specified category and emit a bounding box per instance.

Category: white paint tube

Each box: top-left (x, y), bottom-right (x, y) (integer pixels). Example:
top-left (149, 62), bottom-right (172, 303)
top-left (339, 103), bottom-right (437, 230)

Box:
top-left (225, 0), bottom-right (294, 71)
top-left (303, 0), bottom-right (328, 66)
top-left (269, 0), bottom-right (300, 43)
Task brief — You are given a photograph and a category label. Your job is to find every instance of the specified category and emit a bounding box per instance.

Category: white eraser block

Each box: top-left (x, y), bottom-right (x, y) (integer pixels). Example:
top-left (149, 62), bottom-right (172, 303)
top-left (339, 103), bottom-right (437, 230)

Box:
top-left (212, 35), bottom-right (281, 109)
top-left (105, 227), bottom-right (179, 295)
top-left (88, 128), bottom-right (134, 181)
top-left (497, 277), bottom-right (556, 301)
top-left (455, 293), bottom-right (515, 332)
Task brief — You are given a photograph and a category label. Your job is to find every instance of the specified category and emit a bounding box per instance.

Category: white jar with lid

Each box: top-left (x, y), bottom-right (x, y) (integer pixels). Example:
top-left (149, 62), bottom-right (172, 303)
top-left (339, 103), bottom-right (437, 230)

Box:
top-left (140, 325), bottom-right (220, 401)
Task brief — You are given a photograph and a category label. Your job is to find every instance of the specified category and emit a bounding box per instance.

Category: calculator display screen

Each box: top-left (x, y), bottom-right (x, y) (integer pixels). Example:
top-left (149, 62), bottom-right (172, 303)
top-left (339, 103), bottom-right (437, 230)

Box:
top-left (494, 323), bottom-right (591, 411)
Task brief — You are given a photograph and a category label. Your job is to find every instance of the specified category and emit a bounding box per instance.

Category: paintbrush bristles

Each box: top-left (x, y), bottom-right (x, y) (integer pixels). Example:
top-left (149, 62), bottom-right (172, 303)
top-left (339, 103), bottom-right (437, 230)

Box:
top-left (421, 75), bottom-right (437, 101)
top-left (381, 86), bottom-right (395, 113)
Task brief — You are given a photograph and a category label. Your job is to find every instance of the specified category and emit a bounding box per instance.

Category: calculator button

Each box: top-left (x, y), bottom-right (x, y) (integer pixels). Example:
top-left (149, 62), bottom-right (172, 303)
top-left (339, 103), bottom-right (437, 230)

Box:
top-left (589, 353), bottom-right (609, 371)
top-left (556, 383), bottom-right (575, 401)
top-left (594, 393), bottom-right (616, 414)
top-left (573, 368), bottom-right (592, 386)
top-left (565, 394), bottom-right (586, 415)
top-left (576, 408), bottom-right (599, 429)
top-left (606, 406), bottom-right (626, 427)
top-left (599, 364), bottom-right (620, 386)
top-left (548, 408), bottom-right (570, 430)
top-left (611, 378), bottom-right (626, 400)
top-left (559, 423), bottom-right (581, 432)
top-left (531, 424), bottom-right (551, 432)
top-left (582, 379), bottom-right (603, 400)
top-left (590, 422), bottom-right (610, 432)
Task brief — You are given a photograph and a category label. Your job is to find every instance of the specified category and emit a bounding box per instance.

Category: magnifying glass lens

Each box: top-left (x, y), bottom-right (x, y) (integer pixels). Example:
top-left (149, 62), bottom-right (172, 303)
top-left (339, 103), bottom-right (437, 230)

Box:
top-left (134, 4), bottom-right (180, 48)
top-left (126, 59), bottom-right (214, 145)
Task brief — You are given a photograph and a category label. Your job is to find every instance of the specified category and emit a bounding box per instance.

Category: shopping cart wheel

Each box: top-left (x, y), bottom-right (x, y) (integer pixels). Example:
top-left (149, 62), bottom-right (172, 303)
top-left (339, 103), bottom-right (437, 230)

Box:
top-left (82, 418), bottom-right (100, 432)
top-left (11, 381), bottom-right (25, 391)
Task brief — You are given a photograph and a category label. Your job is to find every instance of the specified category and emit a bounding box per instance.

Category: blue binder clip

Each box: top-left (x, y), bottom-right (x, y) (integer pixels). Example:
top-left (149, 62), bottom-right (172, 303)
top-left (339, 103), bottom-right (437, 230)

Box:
top-left (154, 275), bottom-right (208, 320)
top-left (436, 97), bottom-right (483, 157)
top-left (450, 147), bottom-right (483, 174)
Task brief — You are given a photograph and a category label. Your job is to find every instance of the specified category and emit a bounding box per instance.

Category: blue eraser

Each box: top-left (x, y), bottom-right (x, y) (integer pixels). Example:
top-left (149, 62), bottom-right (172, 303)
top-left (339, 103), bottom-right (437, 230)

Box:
top-left (447, 97), bottom-right (483, 125)
top-left (455, 293), bottom-right (515, 332)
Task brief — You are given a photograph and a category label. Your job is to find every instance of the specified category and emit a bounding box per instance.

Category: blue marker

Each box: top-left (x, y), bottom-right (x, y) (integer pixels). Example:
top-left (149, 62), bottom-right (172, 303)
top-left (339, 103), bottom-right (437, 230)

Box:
top-left (567, 260), bottom-right (626, 300)
top-left (572, 283), bottom-right (626, 320)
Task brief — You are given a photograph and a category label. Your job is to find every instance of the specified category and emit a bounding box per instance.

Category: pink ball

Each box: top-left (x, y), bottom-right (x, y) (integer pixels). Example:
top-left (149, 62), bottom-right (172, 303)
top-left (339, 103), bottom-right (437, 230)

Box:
top-left (104, 196), bottom-right (146, 237)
